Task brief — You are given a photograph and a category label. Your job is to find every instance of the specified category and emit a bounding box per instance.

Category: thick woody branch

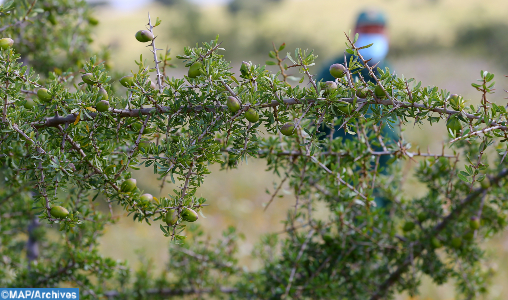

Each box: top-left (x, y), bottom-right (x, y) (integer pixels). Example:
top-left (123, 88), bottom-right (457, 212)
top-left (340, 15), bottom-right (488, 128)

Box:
top-left (31, 94), bottom-right (501, 130)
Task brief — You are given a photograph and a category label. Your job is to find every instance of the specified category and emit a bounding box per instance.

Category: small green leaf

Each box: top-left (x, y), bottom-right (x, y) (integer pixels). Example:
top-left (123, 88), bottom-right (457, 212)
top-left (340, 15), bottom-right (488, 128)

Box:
top-left (155, 17), bottom-right (162, 27)
top-left (458, 173), bottom-right (471, 183)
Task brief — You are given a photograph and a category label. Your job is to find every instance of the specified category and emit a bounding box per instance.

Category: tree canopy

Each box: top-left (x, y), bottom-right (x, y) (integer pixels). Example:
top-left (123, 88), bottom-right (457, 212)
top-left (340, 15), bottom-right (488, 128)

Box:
top-left (1, 1), bottom-right (507, 299)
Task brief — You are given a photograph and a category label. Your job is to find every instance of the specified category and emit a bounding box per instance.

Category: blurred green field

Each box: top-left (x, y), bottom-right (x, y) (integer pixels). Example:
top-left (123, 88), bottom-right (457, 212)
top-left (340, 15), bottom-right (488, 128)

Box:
top-left (91, 0), bottom-right (508, 298)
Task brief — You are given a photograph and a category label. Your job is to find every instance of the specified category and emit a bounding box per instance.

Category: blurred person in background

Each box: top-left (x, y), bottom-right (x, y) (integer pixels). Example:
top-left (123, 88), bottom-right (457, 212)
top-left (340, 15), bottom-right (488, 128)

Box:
top-left (317, 9), bottom-right (397, 208)
top-left (318, 9), bottom-right (390, 83)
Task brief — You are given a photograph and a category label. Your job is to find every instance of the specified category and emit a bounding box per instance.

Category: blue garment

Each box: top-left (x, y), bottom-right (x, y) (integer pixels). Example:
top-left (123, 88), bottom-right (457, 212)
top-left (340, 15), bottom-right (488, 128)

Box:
top-left (317, 54), bottom-right (397, 208)
top-left (355, 34), bottom-right (389, 64)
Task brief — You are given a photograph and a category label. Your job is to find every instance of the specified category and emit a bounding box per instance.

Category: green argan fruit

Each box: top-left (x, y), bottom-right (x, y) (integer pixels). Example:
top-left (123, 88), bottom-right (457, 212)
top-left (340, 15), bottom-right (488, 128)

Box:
top-left (98, 88), bottom-right (108, 100)
top-left (23, 98), bottom-right (35, 109)
top-left (227, 96), bottom-right (241, 113)
top-left (374, 85), bottom-right (387, 98)
top-left (165, 209), bottom-right (178, 225)
top-left (131, 123), bottom-right (151, 134)
top-left (135, 30), bottom-right (154, 43)
top-left (139, 140), bottom-right (151, 151)
top-left (47, 13), bottom-right (57, 25)
top-left (431, 237), bottom-right (442, 248)
top-left (463, 231), bottom-right (474, 241)
top-left (480, 177), bottom-right (490, 189)
top-left (96, 100), bottom-right (110, 112)
top-left (451, 237), bottom-right (462, 249)
top-left (139, 193), bottom-right (153, 205)
top-left (417, 212), bottom-right (427, 223)
top-left (37, 88), bottom-right (52, 102)
top-left (181, 208), bottom-right (198, 222)
top-left (119, 76), bottom-right (134, 87)
top-left (120, 178), bottom-right (137, 193)
top-left (322, 81), bottom-right (337, 96)
top-left (337, 103), bottom-right (352, 115)
top-left (43, 3), bottom-right (53, 11)
top-left (329, 63), bottom-right (346, 79)
top-left (87, 16), bottom-right (99, 26)
top-left (188, 62), bottom-right (203, 78)
top-left (0, 38), bottom-right (14, 50)
top-left (356, 87), bottom-right (368, 98)
top-left (245, 108), bottom-right (259, 123)
top-left (323, 234), bottom-right (334, 244)
top-left (280, 122), bottom-right (296, 136)
top-left (448, 94), bottom-right (465, 111)
top-left (470, 216), bottom-right (480, 230)
top-left (240, 61), bottom-right (252, 78)
top-left (402, 221), bottom-right (415, 232)
top-left (50, 206), bottom-right (69, 219)
top-left (446, 116), bottom-right (462, 135)
top-left (82, 73), bottom-right (95, 85)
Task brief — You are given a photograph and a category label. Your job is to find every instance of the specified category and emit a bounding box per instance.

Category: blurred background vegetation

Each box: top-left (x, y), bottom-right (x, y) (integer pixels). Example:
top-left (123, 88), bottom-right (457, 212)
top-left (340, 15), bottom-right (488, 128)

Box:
top-left (82, 0), bottom-right (508, 298)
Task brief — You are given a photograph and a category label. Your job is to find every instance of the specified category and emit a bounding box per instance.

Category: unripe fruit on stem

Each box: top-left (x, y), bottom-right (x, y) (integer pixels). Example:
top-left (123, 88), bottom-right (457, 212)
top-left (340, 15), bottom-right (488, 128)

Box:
top-left (135, 30), bottom-right (154, 42)
top-left (240, 61), bottom-right (251, 78)
top-left (188, 62), bottom-right (203, 78)
top-left (356, 87), bottom-right (368, 98)
top-left (139, 140), bottom-right (151, 151)
top-left (322, 234), bottom-right (333, 244)
top-left (322, 81), bottom-right (337, 96)
top-left (50, 206), bottom-right (69, 219)
top-left (96, 100), bottom-right (110, 112)
top-left (98, 88), bottom-right (108, 100)
top-left (431, 237), bottom-right (442, 248)
top-left (87, 16), bottom-right (99, 26)
top-left (37, 88), bottom-right (52, 102)
top-left (245, 108), bottom-right (259, 123)
top-left (120, 76), bottom-right (134, 87)
top-left (226, 96), bottom-right (241, 113)
top-left (448, 93), bottom-right (465, 111)
top-left (280, 122), bottom-right (296, 136)
top-left (329, 63), bottom-right (346, 79)
top-left (417, 212), bottom-right (427, 223)
top-left (451, 237), bottom-right (462, 249)
top-left (374, 85), bottom-right (387, 98)
top-left (480, 177), bottom-right (490, 189)
top-left (181, 208), bottom-right (198, 222)
top-left (463, 231), bottom-right (474, 241)
top-left (23, 98), bottom-right (35, 109)
top-left (82, 73), bottom-right (95, 85)
top-left (120, 178), bottom-right (137, 192)
top-left (165, 209), bottom-right (178, 225)
top-left (0, 38), bottom-right (14, 49)
top-left (48, 13), bottom-right (57, 26)
top-left (337, 104), bottom-right (352, 115)
top-left (139, 193), bottom-right (153, 205)
top-left (132, 123), bottom-right (151, 134)
top-left (470, 216), bottom-right (480, 230)
top-left (402, 221), bottom-right (415, 232)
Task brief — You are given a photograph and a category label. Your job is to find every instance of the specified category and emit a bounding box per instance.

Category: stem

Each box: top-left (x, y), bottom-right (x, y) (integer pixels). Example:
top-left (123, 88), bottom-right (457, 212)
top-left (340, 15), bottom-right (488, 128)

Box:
top-left (147, 13), bottom-right (163, 93)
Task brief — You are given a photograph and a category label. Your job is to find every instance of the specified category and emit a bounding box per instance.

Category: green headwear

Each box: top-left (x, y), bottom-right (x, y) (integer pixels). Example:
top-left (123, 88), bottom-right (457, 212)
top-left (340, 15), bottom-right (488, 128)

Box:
top-left (356, 9), bottom-right (387, 27)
